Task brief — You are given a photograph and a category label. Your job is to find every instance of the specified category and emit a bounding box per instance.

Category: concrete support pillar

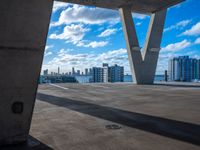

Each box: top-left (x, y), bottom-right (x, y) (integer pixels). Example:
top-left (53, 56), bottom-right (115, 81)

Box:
top-left (119, 7), bottom-right (166, 84)
top-left (0, 0), bottom-right (53, 145)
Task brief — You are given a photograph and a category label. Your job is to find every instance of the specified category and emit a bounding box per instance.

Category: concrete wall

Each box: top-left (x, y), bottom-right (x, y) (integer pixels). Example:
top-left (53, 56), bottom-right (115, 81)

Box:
top-left (0, 0), bottom-right (53, 145)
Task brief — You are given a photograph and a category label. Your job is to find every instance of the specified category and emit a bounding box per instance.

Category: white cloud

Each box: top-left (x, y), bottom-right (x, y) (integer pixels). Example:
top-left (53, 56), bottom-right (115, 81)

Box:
top-left (45, 45), bottom-right (54, 51)
top-left (83, 41), bottom-right (108, 48)
top-left (45, 52), bottom-right (53, 56)
top-left (42, 48), bottom-right (129, 73)
top-left (98, 28), bottom-right (117, 37)
top-left (136, 22), bottom-right (142, 26)
top-left (49, 24), bottom-right (90, 45)
top-left (161, 40), bottom-right (191, 52)
top-left (57, 49), bottom-right (74, 57)
top-left (49, 24), bottom-right (109, 48)
top-left (194, 37), bottom-right (200, 44)
top-left (133, 13), bottom-right (147, 20)
top-left (164, 19), bottom-right (191, 32)
top-left (51, 4), bottom-right (147, 26)
top-left (52, 1), bottom-right (70, 12)
top-left (51, 5), bottom-right (119, 26)
top-left (181, 22), bottom-right (200, 36)
top-left (44, 45), bottom-right (54, 56)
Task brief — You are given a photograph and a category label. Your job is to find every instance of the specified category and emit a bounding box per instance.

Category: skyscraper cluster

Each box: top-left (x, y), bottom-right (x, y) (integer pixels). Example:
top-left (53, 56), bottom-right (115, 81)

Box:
top-left (168, 56), bottom-right (200, 82)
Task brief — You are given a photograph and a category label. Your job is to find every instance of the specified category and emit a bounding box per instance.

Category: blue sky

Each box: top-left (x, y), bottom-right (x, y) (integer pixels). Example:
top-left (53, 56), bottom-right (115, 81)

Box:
top-left (42, 0), bottom-right (200, 75)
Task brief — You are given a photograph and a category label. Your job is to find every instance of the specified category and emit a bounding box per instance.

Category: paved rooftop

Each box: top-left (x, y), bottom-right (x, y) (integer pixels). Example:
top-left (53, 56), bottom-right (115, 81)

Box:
top-left (2, 82), bottom-right (200, 150)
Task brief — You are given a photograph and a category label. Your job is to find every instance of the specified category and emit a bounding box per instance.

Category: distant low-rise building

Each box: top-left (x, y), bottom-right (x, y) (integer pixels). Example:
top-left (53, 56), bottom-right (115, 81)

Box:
top-left (41, 74), bottom-right (78, 84)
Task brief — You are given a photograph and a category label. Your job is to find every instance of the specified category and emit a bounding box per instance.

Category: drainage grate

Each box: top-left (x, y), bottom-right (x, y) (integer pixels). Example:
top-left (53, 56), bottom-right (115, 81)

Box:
top-left (105, 124), bottom-right (122, 130)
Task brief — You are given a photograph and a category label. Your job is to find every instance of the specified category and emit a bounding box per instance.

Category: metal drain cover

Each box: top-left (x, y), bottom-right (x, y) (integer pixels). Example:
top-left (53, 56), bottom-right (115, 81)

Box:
top-left (105, 124), bottom-right (122, 130)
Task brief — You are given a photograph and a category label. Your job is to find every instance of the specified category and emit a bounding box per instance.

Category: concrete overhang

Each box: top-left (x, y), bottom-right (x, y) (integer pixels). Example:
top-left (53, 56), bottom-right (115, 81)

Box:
top-left (57, 0), bottom-right (185, 13)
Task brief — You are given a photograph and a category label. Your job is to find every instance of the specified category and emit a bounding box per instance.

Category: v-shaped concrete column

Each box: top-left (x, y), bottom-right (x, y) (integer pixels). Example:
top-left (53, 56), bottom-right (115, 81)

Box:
top-left (119, 7), bottom-right (167, 84)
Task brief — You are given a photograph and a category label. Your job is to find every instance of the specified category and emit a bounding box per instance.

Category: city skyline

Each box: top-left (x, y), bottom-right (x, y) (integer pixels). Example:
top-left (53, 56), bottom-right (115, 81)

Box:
top-left (42, 63), bottom-right (124, 76)
top-left (41, 63), bottom-right (125, 84)
top-left (42, 0), bottom-right (200, 75)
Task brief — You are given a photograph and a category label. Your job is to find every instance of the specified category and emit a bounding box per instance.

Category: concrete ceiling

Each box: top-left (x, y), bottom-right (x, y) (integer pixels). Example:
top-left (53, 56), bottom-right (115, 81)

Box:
top-left (57, 0), bottom-right (185, 13)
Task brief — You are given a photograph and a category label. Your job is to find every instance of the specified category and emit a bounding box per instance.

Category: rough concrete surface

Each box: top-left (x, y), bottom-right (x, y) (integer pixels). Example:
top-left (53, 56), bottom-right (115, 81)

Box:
top-left (0, 0), bottom-right (53, 145)
top-left (3, 83), bottom-right (199, 150)
top-left (120, 7), bottom-right (166, 84)
top-left (59, 0), bottom-right (184, 13)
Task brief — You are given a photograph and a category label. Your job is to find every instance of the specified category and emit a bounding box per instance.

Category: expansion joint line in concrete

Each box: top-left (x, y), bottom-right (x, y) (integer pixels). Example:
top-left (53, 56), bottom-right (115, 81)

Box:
top-left (119, 6), bottom-right (167, 84)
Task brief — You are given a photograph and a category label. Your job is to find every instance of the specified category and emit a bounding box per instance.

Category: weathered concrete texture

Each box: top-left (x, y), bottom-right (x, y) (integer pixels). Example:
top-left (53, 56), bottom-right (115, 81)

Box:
top-left (120, 7), bottom-right (166, 84)
top-left (21, 83), bottom-right (200, 150)
top-left (0, 0), bottom-right (53, 145)
top-left (58, 0), bottom-right (184, 13)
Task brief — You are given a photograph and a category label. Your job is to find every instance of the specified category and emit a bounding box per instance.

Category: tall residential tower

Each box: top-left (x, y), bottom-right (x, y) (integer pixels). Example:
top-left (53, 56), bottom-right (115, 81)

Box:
top-left (168, 56), bottom-right (200, 82)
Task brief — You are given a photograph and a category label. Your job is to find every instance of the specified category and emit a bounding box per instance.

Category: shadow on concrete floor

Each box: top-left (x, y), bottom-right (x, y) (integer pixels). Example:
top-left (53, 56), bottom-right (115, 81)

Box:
top-left (0, 135), bottom-right (53, 150)
top-left (37, 93), bottom-right (200, 146)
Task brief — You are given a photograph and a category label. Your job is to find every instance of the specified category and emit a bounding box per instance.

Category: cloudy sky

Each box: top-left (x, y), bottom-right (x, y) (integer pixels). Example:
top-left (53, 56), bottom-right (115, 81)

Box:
top-left (42, 0), bottom-right (200, 75)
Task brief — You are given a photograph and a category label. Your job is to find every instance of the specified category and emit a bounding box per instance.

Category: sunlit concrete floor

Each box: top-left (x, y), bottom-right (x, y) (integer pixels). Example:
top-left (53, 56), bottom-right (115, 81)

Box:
top-left (3, 83), bottom-right (200, 150)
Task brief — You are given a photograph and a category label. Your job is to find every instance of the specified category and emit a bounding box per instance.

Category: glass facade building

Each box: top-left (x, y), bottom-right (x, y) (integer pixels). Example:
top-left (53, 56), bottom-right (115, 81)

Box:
top-left (168, 56), bottom-right (200, 82)
top-left (91, 64), bottom-right (124, 83)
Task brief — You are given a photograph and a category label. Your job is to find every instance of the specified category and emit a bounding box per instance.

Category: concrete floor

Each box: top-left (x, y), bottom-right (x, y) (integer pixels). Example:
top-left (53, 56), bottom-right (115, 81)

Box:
top-left (2, 83), bottom-right (200, 150)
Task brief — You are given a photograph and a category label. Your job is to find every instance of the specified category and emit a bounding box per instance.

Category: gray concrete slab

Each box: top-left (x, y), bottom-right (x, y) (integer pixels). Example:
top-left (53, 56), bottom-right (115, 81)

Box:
top-left (58, 0), bottom-right (185, 13)
top-left (3, 83), bottom-right (198, 150)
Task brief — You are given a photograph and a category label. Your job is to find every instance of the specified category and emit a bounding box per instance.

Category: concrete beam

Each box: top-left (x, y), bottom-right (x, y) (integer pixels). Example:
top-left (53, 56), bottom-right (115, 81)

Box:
top-left (0, 0), bottom-right (53, 145)
top-left (119, 6), bottom-right (166, 84)
top-left (58, 0), bottom-right (184, 13)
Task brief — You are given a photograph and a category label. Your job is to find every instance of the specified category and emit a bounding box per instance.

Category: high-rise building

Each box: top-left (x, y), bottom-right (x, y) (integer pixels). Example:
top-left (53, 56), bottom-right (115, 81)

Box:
top-left (58, 67), bottom-right (60, 75)
top-left (91, 64), bottom-right (124, 83)
top-left (43, 69), bottom-right (48, 76)
top-left (89, 68), bottom-right (92, 75)
top-left (77, 70), bottom-right (80, 75)
top-left (72, 67), bottom-right (75, 75)
top-left (103, 63), bottom-right (109, 67)
top-left (102, 63), bottom-right (109, 82)
top-left (91, 67), bottom-right (103, 82)
top-left (109, 64), bottom-right (124, 82)
top-left (198, 59), bottom-right (200, 79)
top-left (191, 59), bottom-right (198, 80)
top-left (168, 59), bottom-right (173, 81)
top-left (168, 56), bottom-right (199, 82)
top-left (85, 68), bottom-right (88, 75)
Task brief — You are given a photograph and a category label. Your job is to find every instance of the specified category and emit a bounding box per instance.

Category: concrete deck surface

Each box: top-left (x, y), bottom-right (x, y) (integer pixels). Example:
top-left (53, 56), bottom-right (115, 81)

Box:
top-left (1, 83), bottom-right (200, 150)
